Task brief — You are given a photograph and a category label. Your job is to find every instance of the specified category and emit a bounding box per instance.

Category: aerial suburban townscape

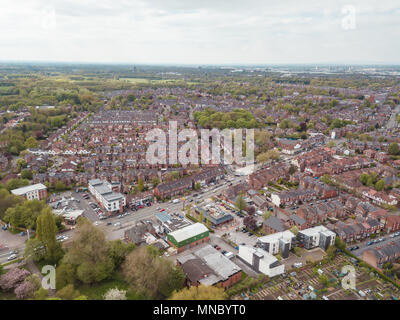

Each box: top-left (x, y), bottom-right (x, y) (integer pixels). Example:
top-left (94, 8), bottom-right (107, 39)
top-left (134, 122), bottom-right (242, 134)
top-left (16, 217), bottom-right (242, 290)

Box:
top-left (0, 0), bottom-right (400, 310)
top-left (1, 63), bottom-right (400, 302)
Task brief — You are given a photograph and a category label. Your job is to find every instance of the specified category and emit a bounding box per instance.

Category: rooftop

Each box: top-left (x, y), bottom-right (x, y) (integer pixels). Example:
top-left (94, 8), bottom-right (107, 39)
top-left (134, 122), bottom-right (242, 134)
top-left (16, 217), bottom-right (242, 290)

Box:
top-left (11, 183), bottom-right (47, 195)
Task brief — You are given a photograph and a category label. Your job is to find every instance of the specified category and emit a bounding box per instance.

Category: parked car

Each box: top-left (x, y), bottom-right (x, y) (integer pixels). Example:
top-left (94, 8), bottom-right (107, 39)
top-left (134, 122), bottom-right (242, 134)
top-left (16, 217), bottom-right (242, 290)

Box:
top-left (7, 254), bottom-right (17, 261)
top-left (367, 241), bottom-right (373, 246)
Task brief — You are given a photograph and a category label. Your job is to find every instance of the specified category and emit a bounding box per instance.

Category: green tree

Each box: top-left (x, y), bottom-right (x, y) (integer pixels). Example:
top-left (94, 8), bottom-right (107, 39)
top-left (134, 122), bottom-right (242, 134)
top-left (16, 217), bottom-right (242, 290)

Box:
top-left (318, 274), bottom-right (329, 286)
top-left (137, 178), bottom-right (145, 192)
top-left (151, 177), bottom-right (160, 188)
top-left (24, 137), bottom-right (38, 149)
top-left (388, 142), bottom-right (400, 155)
top-left (122, 246), bottom-right (184, 299)
top-left (375, 179), bottom-right (385, 191)
top-left (6, 178), bottom-right (29, 191)
top-left (360, 173), bottom-right (370, 185)
top-left (327, 141), bottom-right (336, 148)
top-left (36, 208), bottom-right (63, 263)
top-left (107, 239), bottom-right (135, 269)
top-left (55, 284), bottom-right (81, 300)
top-left (289, 225), bottom-right (299, 235)
top-left (55, 263), bottom-right (76, 290)
top-left (63, 219), bottom-right (114, 284)
top-left (235, 194), bottom-right (247, 212)
top-left (21, 169), bottom-right (33, 180)
top-left (194, 182), bottom-right (201, 191)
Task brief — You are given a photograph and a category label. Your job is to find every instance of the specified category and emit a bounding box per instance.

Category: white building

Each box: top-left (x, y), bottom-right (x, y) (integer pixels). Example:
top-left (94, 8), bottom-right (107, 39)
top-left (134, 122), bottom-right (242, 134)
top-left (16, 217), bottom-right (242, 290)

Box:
top-left (297, 225), bottom-right (336, 251)
top-left (238, 245), bottom-right (285, 277)
top-left (88, 179), bottom-right (126, 215)
top-left (11, 183), bottom-right (47, 200)
top-left (257, 230), bottom-right (296, 258)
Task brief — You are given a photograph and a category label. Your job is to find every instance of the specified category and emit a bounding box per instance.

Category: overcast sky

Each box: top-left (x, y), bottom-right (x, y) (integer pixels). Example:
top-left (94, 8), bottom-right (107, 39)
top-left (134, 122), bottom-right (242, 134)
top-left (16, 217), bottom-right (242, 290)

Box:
top-left (0, 0), bottom-right (399, 65)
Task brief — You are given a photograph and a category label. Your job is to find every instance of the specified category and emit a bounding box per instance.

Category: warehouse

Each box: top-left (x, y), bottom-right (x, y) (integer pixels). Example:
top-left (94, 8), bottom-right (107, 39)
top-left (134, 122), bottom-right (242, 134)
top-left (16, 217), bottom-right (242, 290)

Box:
top-left (167, 223), bottom-right (210, 253)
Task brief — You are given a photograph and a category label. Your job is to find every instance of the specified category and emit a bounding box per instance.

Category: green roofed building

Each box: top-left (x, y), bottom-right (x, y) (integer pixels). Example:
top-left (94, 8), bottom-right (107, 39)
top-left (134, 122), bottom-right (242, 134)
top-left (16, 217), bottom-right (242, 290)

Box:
top-left (167, 223), bottom-right (210, 253)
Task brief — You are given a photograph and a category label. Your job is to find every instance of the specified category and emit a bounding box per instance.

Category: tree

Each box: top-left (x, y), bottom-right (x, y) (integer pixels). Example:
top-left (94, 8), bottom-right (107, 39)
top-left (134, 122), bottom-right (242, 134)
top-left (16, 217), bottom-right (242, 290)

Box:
top-left (55, 263), bottom-right (76, 290)
top-left (63, 219), bottom-right (114, 284)
top-left (262, 212), bottom-right (271, 220)
top-left (152, 177), bottom-right (160, 188)
top-left (375, 179), bottom-right (385, 191)
top-left (55, 284), bottom-right (81, 300)
top-left (327, 141), bottom-right (336, 148)
top-left (326, 245), bottom-right (336, 260)
top-left (289, 226), bottom-right (299, 235)
top-left (206, 217), bottom-right (212, 229)
top-left (235, 194), bottom-right (246, 212)
top-left (169, 285), bottom-right (226, 300)
top-left (24, 137), bottom-right (38, 149)
top-left (6, 178), bottom-right (29, 191)
top-left (0, 268), bottom-right (30, 291)
top-left (335, 237), bottom-right (346, 250)
top-left (103, 288), bottom-right (127, 300)
top-left (388, 142), bottom-right (400, 155)
top-left (198, 211), bottom-right (204, 223)
top-left (0, 188), bottom-right (23, 220)
top-left (4, 199), bottom-right (47, 229)
top-left (21, 169), bottom-right (33, 180)
top-left (137, 178), bottom-right (145, 192)
top-left (318, 274), bottom-right (329, 286)
top-left (34, 287), bottom-right (49, 300)
top-left (194, 182), bottom-right (201, 191)
top-left (243, 215), bottom-right (257, 230)
top-left (107, 239), bottom-right (135, 269)
top-left (36, 207), bottom-right (63, 263)
top-left (256, 149), bottom-right (280, 163)
top-left (16, 159), bottom-right (27, 172)
top-left (14, 274), bottom-right (41, 299)
top-left (54, 181), bottom-right (67, 192)
top-left (24, 238), bottom-right (47, 262)
top-left (360, 173), bottom-right (369, 185)
top-left (122, 247), bottom-right (185, 299)
top-left (245, 206), bottom-right (255, 215)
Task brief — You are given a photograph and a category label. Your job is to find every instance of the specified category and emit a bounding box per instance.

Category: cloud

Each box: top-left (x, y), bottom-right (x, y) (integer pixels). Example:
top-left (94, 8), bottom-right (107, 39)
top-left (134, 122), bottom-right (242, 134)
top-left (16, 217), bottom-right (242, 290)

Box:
top-left (0, 0), bottom-right (399, 64)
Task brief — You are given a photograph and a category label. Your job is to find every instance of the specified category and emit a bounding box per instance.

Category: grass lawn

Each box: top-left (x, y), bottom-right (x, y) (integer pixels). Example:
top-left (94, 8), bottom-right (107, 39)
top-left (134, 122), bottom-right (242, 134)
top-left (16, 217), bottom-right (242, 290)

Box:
top-left (77, 272), bottom-right (144, 300)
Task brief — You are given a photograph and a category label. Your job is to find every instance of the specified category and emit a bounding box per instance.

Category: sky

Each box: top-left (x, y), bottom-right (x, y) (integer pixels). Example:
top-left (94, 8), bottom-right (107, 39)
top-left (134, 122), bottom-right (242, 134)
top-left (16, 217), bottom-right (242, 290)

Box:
top-left (0, 0), bottom-right (399, 65)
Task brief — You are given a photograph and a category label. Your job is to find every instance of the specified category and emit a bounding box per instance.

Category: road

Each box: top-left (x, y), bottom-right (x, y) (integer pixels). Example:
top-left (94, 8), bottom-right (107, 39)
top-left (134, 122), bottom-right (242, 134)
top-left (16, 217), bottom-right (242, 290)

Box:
top-left (386, 105), bottom-right (400, 129)
top-left (0, 173), bottom-right (246, 266)
top-left (349, 232), bottom-right (400, 257)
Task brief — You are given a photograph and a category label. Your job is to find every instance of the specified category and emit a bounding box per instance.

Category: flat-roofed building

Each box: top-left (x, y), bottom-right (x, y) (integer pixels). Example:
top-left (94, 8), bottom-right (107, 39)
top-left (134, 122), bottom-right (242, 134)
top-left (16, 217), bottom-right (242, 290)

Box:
top-left (257, 230), bottom-right (296, 258)
top-left (88, 179), bottom-right (126, 215)
top-left (237, 245), bottom-right (285, 277)
top-left (176, 244), bottom-right (242, 289)
top-left (297, 225), bottom-right (336, 250)
top-left (11, 183), bottom-right (47, 200)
